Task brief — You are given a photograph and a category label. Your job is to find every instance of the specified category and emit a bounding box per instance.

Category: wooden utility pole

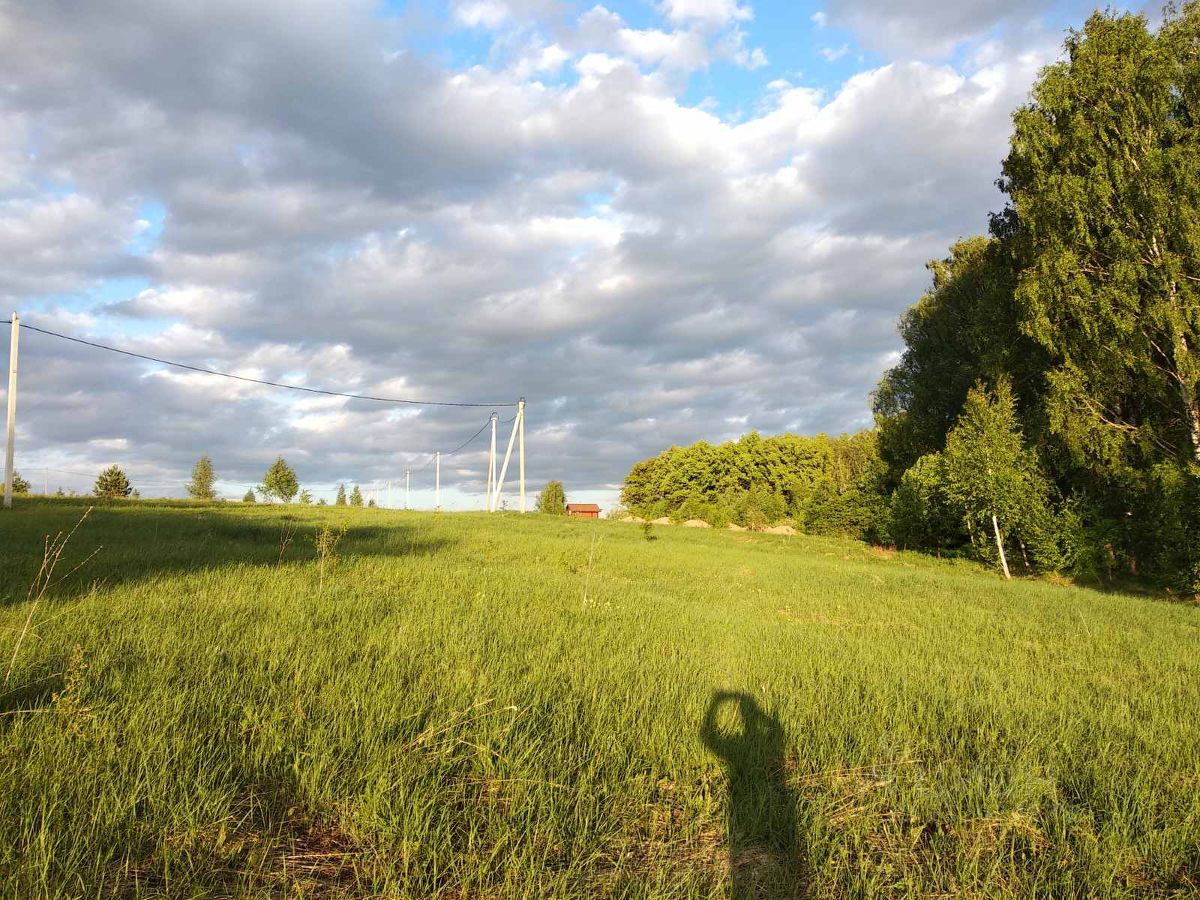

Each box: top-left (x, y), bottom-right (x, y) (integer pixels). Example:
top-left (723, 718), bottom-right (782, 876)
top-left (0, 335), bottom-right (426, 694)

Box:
top-left (518, 397), bottom-right (526, 513)
top-left (435, 451), bottom-right (441, 511)
top-left (3, 313), bottom-right (18, 509)
top-left (405, 469), bottom-right (410, 510)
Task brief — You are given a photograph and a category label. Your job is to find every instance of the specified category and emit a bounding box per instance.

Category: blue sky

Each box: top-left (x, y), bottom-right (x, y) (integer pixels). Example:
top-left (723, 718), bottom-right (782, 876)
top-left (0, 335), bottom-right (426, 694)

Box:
top-left (0, 0), bottom-right (1146, 507)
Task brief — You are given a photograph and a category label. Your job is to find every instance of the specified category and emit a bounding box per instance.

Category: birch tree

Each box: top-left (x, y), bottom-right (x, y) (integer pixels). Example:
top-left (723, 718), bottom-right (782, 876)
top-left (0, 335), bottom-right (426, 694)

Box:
top-left (1000, 9), bottom-right (1200, 469)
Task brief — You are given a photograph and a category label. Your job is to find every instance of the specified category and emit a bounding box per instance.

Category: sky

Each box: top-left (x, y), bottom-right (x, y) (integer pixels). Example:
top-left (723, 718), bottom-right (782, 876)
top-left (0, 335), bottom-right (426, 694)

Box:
top-left (0, 0), bottom-right (1148, 509)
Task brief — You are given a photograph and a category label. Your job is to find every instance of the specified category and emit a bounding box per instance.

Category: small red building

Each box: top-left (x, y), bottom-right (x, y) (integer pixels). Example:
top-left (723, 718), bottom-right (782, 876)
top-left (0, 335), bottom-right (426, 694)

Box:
top-left (566, 503), bottom-right (601, 519)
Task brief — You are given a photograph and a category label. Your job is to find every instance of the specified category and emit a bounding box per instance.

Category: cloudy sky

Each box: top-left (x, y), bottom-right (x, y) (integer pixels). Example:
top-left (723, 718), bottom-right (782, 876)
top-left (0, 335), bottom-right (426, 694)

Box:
top-left (0, 0), bottom-right (1145, 507)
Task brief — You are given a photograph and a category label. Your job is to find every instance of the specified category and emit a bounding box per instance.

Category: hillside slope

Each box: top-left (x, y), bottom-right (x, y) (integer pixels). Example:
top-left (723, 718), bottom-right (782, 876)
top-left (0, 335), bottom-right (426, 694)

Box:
top-left (1, 500), bottom-right (1197, 898)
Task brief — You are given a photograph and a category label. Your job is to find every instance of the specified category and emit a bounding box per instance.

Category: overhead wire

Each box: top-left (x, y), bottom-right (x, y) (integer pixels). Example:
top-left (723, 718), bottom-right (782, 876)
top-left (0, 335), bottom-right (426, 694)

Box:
top-left (12, 320), bottom-right (515, 408)
top-left (4, 318), bottom-right (522, 501)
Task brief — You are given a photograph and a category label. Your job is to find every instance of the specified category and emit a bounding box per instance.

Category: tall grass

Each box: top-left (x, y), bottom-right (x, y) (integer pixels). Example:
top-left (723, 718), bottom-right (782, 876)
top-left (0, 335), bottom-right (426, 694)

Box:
top-left (0, 498), bottom-right (1196, 898)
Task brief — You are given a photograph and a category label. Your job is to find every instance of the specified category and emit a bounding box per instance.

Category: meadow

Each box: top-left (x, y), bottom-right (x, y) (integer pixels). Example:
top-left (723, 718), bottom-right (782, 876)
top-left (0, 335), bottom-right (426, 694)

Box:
top-left (0, 498), bottom-right (1197, 899)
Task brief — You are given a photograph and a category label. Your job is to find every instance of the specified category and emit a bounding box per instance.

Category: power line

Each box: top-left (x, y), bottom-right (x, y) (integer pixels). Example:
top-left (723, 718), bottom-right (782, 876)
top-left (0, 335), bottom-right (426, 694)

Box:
top-left (13, 321), bottom-right (516, 409)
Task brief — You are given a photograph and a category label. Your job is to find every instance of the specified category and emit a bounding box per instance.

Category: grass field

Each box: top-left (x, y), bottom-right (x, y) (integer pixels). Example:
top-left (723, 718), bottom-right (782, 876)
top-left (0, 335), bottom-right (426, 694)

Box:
top-left (0, 498), bottom-right (1197, 899)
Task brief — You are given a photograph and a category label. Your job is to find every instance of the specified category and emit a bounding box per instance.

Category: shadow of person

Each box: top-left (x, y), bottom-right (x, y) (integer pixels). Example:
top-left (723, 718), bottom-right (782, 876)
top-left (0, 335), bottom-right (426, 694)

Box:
top-left (701, 691), bottom-right (805, 899)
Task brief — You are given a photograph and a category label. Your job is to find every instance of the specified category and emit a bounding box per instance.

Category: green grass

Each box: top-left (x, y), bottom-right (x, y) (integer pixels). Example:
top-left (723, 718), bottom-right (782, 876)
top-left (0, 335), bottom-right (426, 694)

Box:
top-left (0, 498), bottom-right (1197, 899)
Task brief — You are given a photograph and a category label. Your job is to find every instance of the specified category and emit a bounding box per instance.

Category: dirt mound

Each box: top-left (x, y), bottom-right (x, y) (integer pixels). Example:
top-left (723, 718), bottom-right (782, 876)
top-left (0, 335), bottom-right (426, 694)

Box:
top-left (763, 525), bottom-right (797, 536)
top-left (727, 524), bottom-right (747, 531)
top-left (683, 519), bottom-right (711, 528)
top-left (651, 517), bottom-right (672, 525)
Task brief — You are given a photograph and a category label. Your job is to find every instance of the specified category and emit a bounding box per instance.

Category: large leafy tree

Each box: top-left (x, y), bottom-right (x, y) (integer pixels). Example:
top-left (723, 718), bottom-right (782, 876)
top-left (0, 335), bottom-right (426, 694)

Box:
top-left (259, 457), bottom-right (299, 503)
top-left (349, 485), bottom-right (363, 507)
top-left (335, 484), bottom-right (347, 506)
top-left (1000, 8), bottom-right (1200, 469)
top-left (94, 465), bottom-right (133, 500)
top-left (186, 455), bottom-right (217, 500)
top-left (873, 236), bottom-right (1044, 484)
top-left (10, 471), bottom-right (30, 494)
top-left (536, 480), bottom-right (567, 514)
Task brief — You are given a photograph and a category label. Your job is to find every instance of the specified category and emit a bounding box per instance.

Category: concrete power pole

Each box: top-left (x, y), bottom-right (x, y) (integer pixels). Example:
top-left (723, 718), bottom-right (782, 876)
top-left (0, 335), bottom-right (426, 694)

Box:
top-left (487, 413), bottom-right (497, 511)
top-left (518, 397), bottom-right (526, 513)
top-left (491, 403), bottom-right (520, 512)
top-left (3, 313), bottom-right (18, 510)
top-left (435, 451), bottom-right (441, 511)
top-left (405, 469), bottom-right (410, 510)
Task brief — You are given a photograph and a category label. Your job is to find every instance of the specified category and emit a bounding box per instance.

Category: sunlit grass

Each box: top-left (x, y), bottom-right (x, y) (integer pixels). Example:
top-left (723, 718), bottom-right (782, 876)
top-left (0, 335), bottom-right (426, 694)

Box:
top-left (0, 498), bottom-right (1196, 898)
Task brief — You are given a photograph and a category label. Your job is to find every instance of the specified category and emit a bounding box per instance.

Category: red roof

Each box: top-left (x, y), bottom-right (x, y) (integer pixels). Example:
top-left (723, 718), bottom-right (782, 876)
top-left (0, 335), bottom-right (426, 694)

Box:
top-left (566, 504), bottom-right (601, 512)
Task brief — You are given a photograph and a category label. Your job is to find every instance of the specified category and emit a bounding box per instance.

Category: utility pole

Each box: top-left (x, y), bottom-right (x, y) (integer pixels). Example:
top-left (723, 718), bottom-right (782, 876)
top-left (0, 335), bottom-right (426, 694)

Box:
top-left (3, 313), bottom-right (18, 509)
top-left (387, 480), bottom-right (392, 509)
top-left (487, 413), bottom-right (497, 511)
top-left (435, 451), bottom-right (441, 511)
top-left (491, 405), bottom-right (519, 512)
top-left (518, 397), bottom-right (526, 513)
top-left (405, 469), bottom-right (410, 510)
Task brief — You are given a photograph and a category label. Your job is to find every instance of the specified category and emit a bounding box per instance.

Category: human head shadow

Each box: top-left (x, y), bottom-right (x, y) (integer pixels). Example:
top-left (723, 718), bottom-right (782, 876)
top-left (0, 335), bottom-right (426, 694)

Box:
top-left (0, 498), bottom-right (456, 606)
top-left (701, 691), bottom-right (807, 899)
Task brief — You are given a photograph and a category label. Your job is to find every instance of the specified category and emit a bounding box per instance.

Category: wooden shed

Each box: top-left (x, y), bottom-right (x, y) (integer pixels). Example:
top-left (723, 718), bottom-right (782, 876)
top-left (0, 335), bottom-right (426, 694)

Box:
top-left (566, 503), bottom-right (601, 519)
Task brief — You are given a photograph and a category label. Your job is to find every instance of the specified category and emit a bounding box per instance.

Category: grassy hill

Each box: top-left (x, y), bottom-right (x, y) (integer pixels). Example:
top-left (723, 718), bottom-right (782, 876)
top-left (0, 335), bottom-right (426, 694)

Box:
top-left (0, 499), bottom-right (1196, 898)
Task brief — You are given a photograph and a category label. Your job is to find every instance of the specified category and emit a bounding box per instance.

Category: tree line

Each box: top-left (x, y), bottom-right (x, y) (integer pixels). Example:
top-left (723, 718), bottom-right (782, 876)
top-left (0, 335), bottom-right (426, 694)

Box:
top-left (621, 431), bottom-right (887, 535)
top-left (11, 456), bottom-right (378, 507)
top-left (624, 8), bottom-right (1200, 593)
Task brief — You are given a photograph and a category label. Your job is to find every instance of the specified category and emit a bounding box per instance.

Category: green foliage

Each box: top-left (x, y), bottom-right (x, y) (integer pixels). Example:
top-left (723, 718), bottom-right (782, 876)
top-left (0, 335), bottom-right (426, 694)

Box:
top-left (622, 430), bottom-right (887, 535)
top-left (242, 490), bottom-right (256, 503)
top-left (1138, 462), bottom-right (1200, 593)
top-left (10, 470), bottom-right (30, 494)
top-left (873, 237), bottom-right (1044, 485)
top-left (298, 490), bottom-right (313, 505)
top-left (536, 480), bottom-right (567, 515)
top-left (185, 455), bottom-right (217, 500)
top-left (890, 454), bottom-right (961, 552)
top-left (1001, 8), bottom-right (1200, 472)
top-left (335, 484), bottom-right (347, 506)
top-left (259, 457), bottom-right (299, 504)
top-left (93, 465), bottom-right (132, 500)
top-left (349, 485), bottom-right (363, 508)
top-left (940, 379), bottom-right (1063, 573)
top-left (873, 8), bottom-right (1200, 591)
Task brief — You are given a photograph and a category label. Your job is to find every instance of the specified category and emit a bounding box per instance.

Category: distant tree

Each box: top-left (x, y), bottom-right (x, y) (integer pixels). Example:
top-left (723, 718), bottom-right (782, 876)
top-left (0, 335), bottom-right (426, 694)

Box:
top-left (186, 455), bottom-right (217, 500)
top-left (536, 480), bottom-right (567, 514)
top-left (93, 465), bottom-right (133, 500)
top-left (349, 485), bottom-right (363, 507)
top-left (259, 457), bottom-right (299, 503)
top-left (367, 498), bottom-right (376, 508)
top-left (335, 483), bottom-right (347, 506)
top-left (243, 489), bottom-right (256, 503)
top-left (54, 487), bottom-right (64, 497)
top-left (298, 489), bottom-right (313, 505)
top-left (131, 489), bottom-right (141, 499)
top-left (10, 470), bottom-right (30, 494)
top-left (317, 498), bottom-right (327, 506)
